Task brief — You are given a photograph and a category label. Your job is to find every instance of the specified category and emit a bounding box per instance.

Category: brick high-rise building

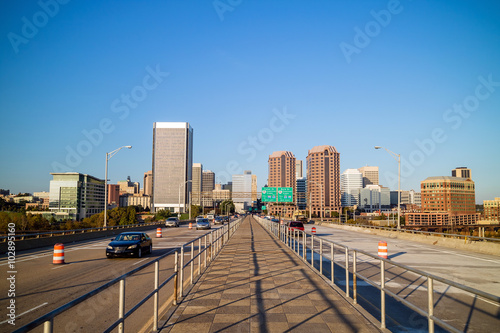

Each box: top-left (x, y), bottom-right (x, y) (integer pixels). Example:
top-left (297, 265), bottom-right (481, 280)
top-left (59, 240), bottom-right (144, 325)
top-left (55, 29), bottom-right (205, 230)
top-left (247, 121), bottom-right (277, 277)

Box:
top-left (192, 163), bottom-right (203, 205)
top-left (143, 171), bottom-right (153, 196)
top-left (202, 170), bottom-right (215, 207)
top-left (483, 198), bottom-right (500, 223)
top-left (268, 151), bottom-right (296, 216)
top-left (407, 176), bottom-right (478, 226)
top-left (358, 166), bottom-right (379, 187)
top-left (307, 145), bottom-right (341, 218)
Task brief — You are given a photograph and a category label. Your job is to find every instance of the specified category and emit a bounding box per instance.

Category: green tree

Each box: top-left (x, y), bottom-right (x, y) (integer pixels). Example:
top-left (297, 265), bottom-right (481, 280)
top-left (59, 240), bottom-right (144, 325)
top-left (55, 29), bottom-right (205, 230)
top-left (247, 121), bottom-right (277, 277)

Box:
top-left (190, 205), bottom-right (201, 218)
top-left (155, 209), bottom-right (171, 220)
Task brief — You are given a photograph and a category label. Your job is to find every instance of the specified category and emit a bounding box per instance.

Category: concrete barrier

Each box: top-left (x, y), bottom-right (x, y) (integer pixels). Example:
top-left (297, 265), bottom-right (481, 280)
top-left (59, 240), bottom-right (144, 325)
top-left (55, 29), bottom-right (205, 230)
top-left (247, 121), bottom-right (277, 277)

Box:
top-left (0, 221), bottom-right (194, 254)
top-left (320, 223), bottom-right (500, 256)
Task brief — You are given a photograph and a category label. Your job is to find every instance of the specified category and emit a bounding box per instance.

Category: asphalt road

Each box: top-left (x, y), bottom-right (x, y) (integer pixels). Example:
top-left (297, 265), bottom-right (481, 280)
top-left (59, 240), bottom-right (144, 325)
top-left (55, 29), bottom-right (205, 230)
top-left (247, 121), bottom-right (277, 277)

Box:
top-left (0, 222), bottom-right (228, 333)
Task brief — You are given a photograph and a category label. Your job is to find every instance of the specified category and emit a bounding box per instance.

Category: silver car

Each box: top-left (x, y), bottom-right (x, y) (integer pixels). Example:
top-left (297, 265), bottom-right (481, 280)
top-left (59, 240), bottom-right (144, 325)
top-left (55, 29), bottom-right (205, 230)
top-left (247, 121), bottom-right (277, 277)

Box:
top-left (165, 217), bottom-right (179, 227)
top-left (196, 218), bottom-right (211, 230)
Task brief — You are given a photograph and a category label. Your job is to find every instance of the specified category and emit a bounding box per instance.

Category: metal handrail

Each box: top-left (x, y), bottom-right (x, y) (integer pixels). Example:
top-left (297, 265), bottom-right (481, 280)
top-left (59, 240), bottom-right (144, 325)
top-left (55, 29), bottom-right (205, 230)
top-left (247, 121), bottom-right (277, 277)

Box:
top-left (257, 217), bottom-right (500, 333)
top-left (14, 218), bottom-right (244, 333)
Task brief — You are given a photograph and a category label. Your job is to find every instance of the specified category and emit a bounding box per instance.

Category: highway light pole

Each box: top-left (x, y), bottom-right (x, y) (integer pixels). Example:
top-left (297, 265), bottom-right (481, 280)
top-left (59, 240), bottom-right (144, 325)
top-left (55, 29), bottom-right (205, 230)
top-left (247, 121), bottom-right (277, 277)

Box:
top-left (375, 146), bottom-right (401, 229)
top-left (178, 180), bottom-right (192, 216)
top-left (104, 145), bottom-right (132, 227)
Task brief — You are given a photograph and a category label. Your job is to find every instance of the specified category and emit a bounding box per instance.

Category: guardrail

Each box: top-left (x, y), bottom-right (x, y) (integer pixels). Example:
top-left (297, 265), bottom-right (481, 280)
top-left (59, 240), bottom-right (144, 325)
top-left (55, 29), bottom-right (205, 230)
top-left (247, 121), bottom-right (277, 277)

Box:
top-left (13, 218), bottom-right (244, 333)
top-left (0, 221), bottom-right (169, 242)
top-left (257, 217), bottom-right (500, 333)
top-left (314, 220), bottom-right (500, 243)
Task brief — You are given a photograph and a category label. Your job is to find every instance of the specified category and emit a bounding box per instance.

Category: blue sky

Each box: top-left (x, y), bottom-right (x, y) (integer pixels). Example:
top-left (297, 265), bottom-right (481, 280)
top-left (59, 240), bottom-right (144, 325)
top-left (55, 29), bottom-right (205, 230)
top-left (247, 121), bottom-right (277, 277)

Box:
top-left (1, 0), bottom-right (499, 203)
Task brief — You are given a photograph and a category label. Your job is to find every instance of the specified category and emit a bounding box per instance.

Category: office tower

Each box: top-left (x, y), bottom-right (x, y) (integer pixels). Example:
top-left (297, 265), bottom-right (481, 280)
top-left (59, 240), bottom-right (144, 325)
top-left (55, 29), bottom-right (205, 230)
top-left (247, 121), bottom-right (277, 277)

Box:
top-left (232, 171), bottom-right (253, 212)
top-left (359, 185), bottom-right (390, 212)
top-left (341, 169), bottom-right (363, 207)
top-left (152, 122), bottom-right (193, 213)
top-left (296, 160), bottom-right (303, 179)
top-left (251, 174), bottom-right (258, 202)
top-left (407, 176), bottom-right (477, 226)
top-left (296, 177), bottom-right (307, 210)
top-left (483, 198), bottom-right (500, 223)
top-left (358, 166), bottom-right (379, 187)
top-left (143, 171), bottom-right (153, 196)
top-left (192, 163), bottom-right (203, 205)
top-left (117, 176), bottom-right (140, 195)
top-left (49, 172), bottom-right (105, 220)
top-left (268, 151), bottom-right (296, 216)
top-left (107, 184), bottom-right (120, 206)
top-left (202, 170), bottom-right (215, 207)
top-left (306, 145), bottom-right (341, 218)
top-left (452, 167), bottom-right (471, 179)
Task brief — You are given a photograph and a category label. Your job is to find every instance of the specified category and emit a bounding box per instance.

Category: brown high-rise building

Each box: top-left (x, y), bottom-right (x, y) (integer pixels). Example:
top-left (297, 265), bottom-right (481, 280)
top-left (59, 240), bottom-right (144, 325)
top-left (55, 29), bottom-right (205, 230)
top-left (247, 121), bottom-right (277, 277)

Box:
top-left (143, 171), bottom-right (153, 196)
top-left (452, 167), bottom-right (471, 179)
top-left (307, 145), bottom-right (341, 218)
top-left (358, 166), bottom-right (379, 187)
top-left (268, 151), bottom-right (296, 216)
top-left (407, 176), bottom-right (478, 226)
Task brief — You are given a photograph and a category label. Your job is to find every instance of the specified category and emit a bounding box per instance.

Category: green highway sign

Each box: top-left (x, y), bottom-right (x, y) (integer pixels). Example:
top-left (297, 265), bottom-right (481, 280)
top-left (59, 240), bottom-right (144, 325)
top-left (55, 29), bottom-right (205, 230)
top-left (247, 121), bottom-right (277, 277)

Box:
top-left (261, 187), bottom-right (277, 202)
top-left (261, 187), bottom-right (293, 203)
top-left (277, 187), bottom-right (293, 202)
top-left (262, 205), bottom-right (266, 210)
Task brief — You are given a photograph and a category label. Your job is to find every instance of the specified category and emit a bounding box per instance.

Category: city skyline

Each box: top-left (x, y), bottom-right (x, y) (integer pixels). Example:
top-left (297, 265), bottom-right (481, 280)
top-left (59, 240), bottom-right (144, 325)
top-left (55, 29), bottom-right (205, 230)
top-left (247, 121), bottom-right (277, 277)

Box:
top-left (1, 1), bottom-right (499, 203)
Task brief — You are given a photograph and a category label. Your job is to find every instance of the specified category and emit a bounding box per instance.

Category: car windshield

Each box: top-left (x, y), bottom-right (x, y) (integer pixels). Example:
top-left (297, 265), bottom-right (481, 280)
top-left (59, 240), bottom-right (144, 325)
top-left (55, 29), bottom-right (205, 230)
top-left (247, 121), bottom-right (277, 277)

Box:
top-left (197, 219), bottom-right (209, 223)
top-left (115, 234), bottom-right (141, 241)
top-left (167, 217), bottom-right (177, 221)
top-left (289, 222), bottom-right (303, 228)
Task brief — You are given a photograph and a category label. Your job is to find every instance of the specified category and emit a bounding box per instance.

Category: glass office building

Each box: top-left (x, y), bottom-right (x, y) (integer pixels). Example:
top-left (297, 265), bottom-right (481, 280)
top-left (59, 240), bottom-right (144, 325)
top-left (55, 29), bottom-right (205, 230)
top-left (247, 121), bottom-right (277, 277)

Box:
top-left (152, 122), bottom-right (193, 213)
top-left (49, 172), bottom-right (105, 220)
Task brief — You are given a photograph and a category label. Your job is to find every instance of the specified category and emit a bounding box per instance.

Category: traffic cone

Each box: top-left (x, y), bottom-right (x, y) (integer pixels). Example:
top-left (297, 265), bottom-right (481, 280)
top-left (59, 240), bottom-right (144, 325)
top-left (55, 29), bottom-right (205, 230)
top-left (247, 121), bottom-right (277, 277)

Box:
top-left (53, 243), bottom-right (65, 264)
top-left (312, 227), bottom-right (316, 234)
top-left (189, 222), bottom-right (192, 230)
top-left (156, 228), bottom-right (162, 238)
top-left (378, 241), bottom-right (388, 259)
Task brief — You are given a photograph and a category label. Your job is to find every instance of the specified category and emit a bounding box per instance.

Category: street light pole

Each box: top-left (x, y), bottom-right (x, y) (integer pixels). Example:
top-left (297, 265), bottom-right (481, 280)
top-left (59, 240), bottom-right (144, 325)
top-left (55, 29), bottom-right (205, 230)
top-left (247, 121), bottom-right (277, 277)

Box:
top-left (178, 180), bottom-right (192, 216)
top-left (375, 146), bottom-right (401, 229)
top-left (104, 145), bottom-right (132, 227)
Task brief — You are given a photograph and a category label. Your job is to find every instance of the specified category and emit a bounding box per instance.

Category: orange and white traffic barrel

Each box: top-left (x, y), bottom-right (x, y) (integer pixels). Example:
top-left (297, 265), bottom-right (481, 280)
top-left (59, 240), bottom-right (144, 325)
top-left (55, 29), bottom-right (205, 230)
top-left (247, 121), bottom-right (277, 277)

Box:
top-left (156, 228), bottom-right (162, 238)
top-left (312, 227), bottom-right (316, 234)
top-left (53, 243), bottom-right (65, 264)
top-left (189, 222), bottom-right (192, 230)
top-left (378, 241), bottom-right (388, 259)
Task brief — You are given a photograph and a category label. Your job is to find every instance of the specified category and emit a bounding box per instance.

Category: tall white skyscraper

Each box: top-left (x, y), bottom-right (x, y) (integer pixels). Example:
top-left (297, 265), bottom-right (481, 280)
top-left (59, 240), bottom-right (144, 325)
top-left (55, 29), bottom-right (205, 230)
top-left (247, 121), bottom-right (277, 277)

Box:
top-left (295, 160), bottom-right (303, 179)
top-left (152, 122), bottom-right (193, 213)
top-left (341, 169), bottom-right (363, 207)
top-left (192, 163), bottom-right (203, 206)
top-left (232, 170), bottom-right (253, 212)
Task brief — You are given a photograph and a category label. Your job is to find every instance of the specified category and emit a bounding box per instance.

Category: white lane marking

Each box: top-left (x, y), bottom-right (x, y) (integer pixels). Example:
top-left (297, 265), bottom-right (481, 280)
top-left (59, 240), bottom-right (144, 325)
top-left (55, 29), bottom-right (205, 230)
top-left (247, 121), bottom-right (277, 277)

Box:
top-left (0, 302), bottom-right (48, 325)
top-left (52, 265), bottom-right (68, 270)
top-left (132, 258), bottom-right (148, 266)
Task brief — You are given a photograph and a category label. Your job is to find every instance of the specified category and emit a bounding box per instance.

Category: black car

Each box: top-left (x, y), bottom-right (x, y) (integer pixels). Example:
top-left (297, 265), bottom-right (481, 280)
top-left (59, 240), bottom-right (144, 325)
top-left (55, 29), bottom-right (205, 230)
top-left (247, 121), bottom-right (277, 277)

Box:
top-left (214, 216), bottom-right (224, 225)
top-left (106, 232), bottom-right (152, 258)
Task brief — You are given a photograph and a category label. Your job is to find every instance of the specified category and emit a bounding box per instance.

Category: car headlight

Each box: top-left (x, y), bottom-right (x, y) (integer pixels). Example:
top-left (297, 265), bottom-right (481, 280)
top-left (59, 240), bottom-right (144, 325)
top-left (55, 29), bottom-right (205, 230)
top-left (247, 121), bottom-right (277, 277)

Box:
top-left (127, 244), bottom-right (138, 249)
top-left (107, 245), bottom-right (113, 250)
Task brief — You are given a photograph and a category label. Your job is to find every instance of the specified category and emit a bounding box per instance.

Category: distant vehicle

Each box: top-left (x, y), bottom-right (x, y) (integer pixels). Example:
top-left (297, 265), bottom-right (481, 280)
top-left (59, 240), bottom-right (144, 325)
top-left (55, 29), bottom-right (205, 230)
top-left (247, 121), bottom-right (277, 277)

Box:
top-left (165, 217), bottom-right (179, 227)
top-left (196, 218), bottom-right (211, 230)
top-left (106, 232), bottom-right (152, 258)
top-left (222, 216), bottom-right (230, 223)
top-left (206, 214), bottom-right (215, 223)
top-left (271, 218), bottom-right (279, 223)
top-left (287, 221), bottom-right (305, 232)
top-left (195, 215), bottom-right (204, 222)
top-left (214, 216), bottom-right (224, 225)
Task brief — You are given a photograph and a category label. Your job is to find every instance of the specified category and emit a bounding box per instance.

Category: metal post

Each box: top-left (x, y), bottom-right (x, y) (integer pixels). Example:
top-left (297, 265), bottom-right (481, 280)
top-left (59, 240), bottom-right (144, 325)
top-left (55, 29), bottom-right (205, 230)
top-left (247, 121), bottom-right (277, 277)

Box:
top-left (302, 232), bottom-right (306, 260)
top-left (174, 252), bottom-right (178, 305)
top-left (204, 235), bottom-right (207, 269)
top-left (345, 248), bottom-right (349, 298)
top-left (198, 238), bottom-right (201, 276)
top-left (119, 279), bottom-right (125, 333)
top-left (331, 243), bottom-right (334, 284)
top-left (180, 246), bottom-right (184, 297)
top-left (190, 242), bottom-right (194, 285)
top-left (320, 238), bottom-right (323, 275)
top-left (428, 277), bottom-right (434, 333)
top-left (43, 319), bottom-right (53, 333)
top-left (104, 153), bottom-right (108, 228)
top-left (381, 260), bottom-right (386, 329)
top-left (311, 235), bottom-right (314, 266)
top-left (153, 261), bottom-right (159, 331)
top-left (353, 251), bottom-right (357, 304)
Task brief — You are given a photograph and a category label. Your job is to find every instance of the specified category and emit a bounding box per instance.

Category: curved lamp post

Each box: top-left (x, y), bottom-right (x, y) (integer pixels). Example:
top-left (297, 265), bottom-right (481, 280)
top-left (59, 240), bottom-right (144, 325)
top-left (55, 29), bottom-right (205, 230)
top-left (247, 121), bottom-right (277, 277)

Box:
top-left (104, 145), bottom-right (132, 227)
top-left (374, 146), bottom-right (401, 229)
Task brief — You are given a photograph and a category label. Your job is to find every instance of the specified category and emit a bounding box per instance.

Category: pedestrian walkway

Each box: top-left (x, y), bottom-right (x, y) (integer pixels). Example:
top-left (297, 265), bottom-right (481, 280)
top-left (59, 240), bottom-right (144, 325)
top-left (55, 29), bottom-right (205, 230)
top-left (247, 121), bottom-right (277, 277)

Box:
top-left (159, 216), bottom-right (380, 332)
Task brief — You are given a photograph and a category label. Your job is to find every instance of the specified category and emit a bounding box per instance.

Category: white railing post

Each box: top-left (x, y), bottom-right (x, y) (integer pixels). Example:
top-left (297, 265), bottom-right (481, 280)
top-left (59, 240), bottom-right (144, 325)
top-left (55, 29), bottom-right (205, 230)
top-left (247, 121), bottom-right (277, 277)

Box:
top-left (43, 319), bottom-right (53, 333)
top-left (320, 238), bottom-right (323, 275)
top-left (331, 243), bottom-right (334, 284)
top-left (118, 279), bottom-right (125, 333)
top-left (191, 242), bottom-right (194, 285)
top-left (381, 260), bottom-right (386, 329)
top-left (428, 277), bottom-right (435, 333)
top-left (180, 246), bottom-right (184, 297)
top-left (153, 260), bottom-right (159, 331)
top-left (345, 248), bottom-right (349, 298)
top-left (353, 251), bottom-right (357, 304)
